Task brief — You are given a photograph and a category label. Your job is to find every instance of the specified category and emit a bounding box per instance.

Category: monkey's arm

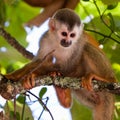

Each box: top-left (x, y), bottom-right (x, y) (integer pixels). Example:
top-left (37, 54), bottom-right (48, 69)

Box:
top-left (5, 59), bottom-right (41, 81)
top-left (81, 42), bottom-right (116, 91)
top-left (5, 54), bottom-right (57, 89)
top-left (5, 59), bottom-right (43, 89)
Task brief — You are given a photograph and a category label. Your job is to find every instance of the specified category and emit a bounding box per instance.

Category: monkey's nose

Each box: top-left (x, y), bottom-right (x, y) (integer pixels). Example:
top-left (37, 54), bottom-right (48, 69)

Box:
top-left (60, 39), bottom-right (72, 47)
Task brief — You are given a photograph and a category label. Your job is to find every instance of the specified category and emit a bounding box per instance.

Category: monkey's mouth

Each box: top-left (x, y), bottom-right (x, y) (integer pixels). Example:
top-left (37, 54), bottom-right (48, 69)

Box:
top-left (60, 39), bottom-right (72, 47)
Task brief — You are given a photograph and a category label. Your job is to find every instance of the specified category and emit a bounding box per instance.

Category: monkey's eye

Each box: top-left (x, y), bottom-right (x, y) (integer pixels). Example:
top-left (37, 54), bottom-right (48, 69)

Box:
top-left (70, 33), bottom-right (76, 38)
top-left (61, 32), bottom-right (67, 36)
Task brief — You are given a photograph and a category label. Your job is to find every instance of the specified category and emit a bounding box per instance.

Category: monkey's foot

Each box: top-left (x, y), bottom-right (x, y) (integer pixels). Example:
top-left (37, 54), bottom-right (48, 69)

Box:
top-left (55, 86), bottom-right (72, 108)
top-left (22, 74), bottom-right (36, 89)
top-left (81, 73), bottom-right (107, 91)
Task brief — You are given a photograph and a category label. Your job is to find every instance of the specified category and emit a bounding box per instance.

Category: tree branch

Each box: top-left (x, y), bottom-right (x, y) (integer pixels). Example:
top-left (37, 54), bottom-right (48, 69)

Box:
top-left (85, 28), bottom-right (120, 44)
top-left (92, 0), bottom-right (120, 42)
top-left (0, 74), bottom-right (120, 100)
top-left (25, 0), bottom-right (79, 26)
top-left (0, 27), bottom-right (34, 60)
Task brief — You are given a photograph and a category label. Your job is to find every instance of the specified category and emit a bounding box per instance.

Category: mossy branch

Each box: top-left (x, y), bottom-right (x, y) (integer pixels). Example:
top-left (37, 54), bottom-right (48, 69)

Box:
top-left (0, 74), bottom-right (120, 100)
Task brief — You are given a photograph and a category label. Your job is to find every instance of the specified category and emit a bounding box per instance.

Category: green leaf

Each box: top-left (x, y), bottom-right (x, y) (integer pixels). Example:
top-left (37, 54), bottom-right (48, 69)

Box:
top-left (10, 111), bottom-right (20, 120)
top-left (17, 95), bottom-right (26, 104)
top-left (107, 3), bottom-right (118, 10)
top-left (107, 13), bottom-right (115, 30)
top-left (39, 87), bottom-right (47, 99)
top-left (112, 63), bottom-right (120, 82)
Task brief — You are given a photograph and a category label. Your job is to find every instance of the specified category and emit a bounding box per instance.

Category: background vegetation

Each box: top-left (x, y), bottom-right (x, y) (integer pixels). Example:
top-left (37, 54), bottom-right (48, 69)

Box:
top-left (0, 0), bottom-right (120, 120)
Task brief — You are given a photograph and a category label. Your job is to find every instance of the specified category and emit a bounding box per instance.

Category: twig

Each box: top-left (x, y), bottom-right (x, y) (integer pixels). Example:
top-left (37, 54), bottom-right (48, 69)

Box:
top-left (27, 91), bottom-right (54, 120)
top-left (21, 95), bottom-right (26, 120)
top-left (85, 28), bottom-right (120, 44)
top-left (13, 98), bottom-right (17, 120)
top-left (38, 97), bottom-right (49, 120)
top-left (92, 0), bottom-right (120, 42)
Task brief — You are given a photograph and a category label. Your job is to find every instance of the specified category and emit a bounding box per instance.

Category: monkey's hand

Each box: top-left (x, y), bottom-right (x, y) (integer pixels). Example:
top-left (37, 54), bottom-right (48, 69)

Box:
top-left (22, 73), bottom-right (36, 90)
top-left (49, 72), bottom-right (72, 108)
top-left (81, 73), bottom-right (108, 91)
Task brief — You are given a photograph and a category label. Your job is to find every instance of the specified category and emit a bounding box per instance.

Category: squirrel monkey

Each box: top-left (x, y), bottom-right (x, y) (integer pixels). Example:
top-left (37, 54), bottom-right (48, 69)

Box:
top-left (5, 8), bottom-right (116, 120)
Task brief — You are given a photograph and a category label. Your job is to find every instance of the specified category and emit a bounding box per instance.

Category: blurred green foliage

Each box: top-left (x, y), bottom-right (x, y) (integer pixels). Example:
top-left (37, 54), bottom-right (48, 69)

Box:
top-left (0, 0), bottom-right (120, 120)
top-left (0, 0), bottom-right (40, 71)
top-left (4, 99), bottom-right (34, 120)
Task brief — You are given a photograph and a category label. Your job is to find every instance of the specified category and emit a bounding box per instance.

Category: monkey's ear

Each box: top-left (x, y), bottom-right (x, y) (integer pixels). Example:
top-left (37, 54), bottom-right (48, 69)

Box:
top-left (48, 18), bottom-right (56, 31)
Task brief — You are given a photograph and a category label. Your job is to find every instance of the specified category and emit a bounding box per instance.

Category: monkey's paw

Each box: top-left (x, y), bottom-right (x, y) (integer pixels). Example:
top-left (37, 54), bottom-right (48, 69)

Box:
top-left (81, 73), bottom-right (107, 91)
top-left (22, 74), bottom-right (36, 90)
top-left (81, 75), bottom-right (93, 91)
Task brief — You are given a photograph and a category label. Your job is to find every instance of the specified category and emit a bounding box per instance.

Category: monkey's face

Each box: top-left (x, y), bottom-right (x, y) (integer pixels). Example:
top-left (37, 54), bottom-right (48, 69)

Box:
top-left (49, 19), bottom-right (83, 48)
top-left (56, 24), bottom-right (81, 48)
